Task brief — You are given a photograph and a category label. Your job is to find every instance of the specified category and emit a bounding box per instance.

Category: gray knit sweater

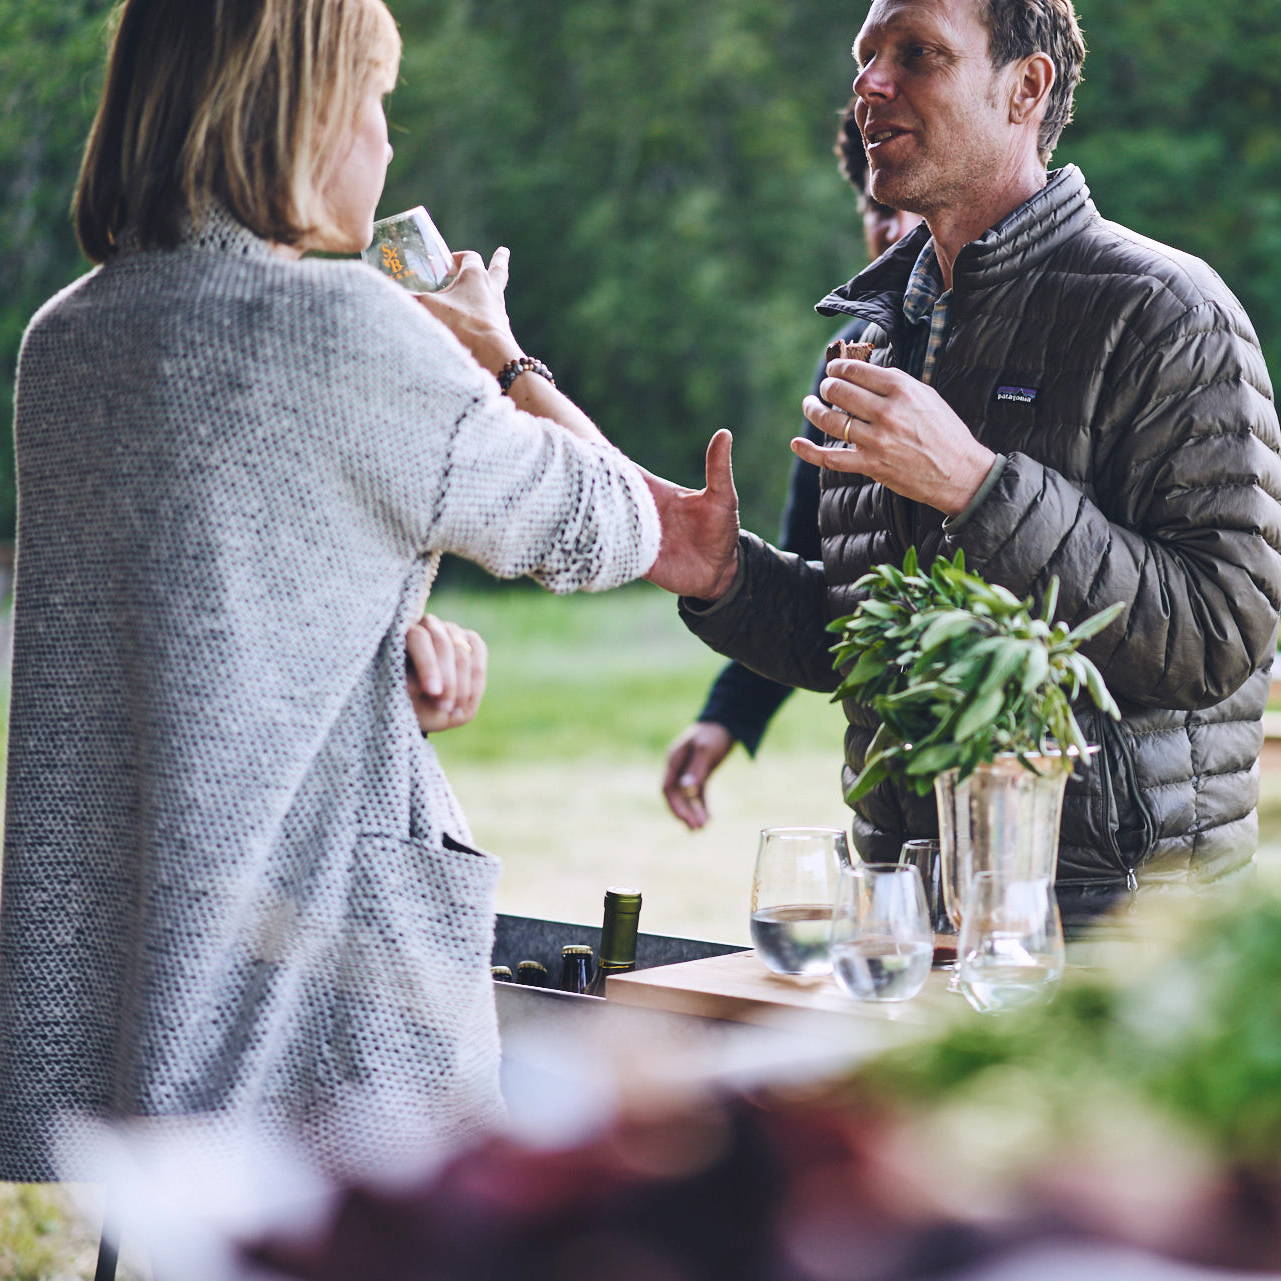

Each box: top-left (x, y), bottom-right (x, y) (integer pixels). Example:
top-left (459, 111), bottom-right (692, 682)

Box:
top-left (0, 211), bottom-right (659, 1181)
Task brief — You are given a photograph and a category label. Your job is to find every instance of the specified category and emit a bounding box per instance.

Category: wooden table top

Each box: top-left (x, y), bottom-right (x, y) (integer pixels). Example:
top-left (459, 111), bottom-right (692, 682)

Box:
top-left (606, 947), bottom-right (962, 1032)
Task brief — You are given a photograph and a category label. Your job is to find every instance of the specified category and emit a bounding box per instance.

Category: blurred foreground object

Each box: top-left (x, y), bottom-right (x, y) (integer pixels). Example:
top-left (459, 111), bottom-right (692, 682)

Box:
top-left (219, 889), bottom-right (1281, 1280)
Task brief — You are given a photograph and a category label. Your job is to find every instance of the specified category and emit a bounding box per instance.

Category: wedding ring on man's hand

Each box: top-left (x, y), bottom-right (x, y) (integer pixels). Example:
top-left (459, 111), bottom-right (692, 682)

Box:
top-left (842, 416), bottom-right (853, 445)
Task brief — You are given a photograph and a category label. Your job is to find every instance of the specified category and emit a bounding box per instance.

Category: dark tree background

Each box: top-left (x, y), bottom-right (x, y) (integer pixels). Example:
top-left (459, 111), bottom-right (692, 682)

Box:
top-left (3, 0), bottom-right (1280, 540)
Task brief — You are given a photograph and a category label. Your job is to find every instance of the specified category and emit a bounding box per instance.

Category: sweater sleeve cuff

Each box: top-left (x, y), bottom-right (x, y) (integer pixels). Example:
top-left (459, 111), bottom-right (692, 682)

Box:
top-left (942, 453), bottom-right (1008, 532)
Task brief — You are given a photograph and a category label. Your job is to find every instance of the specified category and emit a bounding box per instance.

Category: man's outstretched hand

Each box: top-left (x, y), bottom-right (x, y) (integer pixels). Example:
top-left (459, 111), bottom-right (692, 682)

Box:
top-left (643, 429), bottom-right (740, 600)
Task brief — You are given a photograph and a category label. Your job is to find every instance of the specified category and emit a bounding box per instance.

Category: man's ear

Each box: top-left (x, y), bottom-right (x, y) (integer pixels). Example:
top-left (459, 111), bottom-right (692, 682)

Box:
top-left (1009, 51), bottom-right (1054, 126)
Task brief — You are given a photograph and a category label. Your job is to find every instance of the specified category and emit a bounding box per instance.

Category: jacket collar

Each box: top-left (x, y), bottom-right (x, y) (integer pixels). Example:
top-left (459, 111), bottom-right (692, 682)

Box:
top-left (816, 164), bottom-right (1097, 321)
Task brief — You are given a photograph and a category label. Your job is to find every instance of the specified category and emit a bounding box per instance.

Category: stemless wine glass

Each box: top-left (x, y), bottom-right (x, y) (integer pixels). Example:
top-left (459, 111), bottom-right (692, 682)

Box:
top-left (830, 863), bottom-right (933, 1002)
top-left (898, 838), bottom-right (957, 965)
top-left (361, 206), bottom-right (457, 292)
top-left (749, 827), bottom-right (850, 976)
top-left (957, 872), bottom-right (1065, 1014)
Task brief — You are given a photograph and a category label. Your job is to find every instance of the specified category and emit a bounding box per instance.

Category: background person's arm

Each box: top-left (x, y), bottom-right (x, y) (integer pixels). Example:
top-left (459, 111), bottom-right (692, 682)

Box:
top-left (662, 426), bottom-right (824, 828)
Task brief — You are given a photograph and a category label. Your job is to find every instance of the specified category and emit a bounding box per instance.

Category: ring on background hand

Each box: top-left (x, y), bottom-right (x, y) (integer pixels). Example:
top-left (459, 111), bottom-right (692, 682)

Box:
top-left (681, 784), bottom-right (699, 800)
top-left (842, 417), bottom-right (853, 444)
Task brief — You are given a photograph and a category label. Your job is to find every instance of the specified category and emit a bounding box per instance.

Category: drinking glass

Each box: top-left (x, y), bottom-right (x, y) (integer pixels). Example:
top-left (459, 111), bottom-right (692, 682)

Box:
top-left (897, 838), bottom-right (956, 965)
top-left (749, 827), bottom-right (850, 976)
top-left (957, 873), bottom-right (1065, 1014)
top-left (830, 863), bottom-right (933, 1002)
top-left (361, 206), bottom-right (456, 292)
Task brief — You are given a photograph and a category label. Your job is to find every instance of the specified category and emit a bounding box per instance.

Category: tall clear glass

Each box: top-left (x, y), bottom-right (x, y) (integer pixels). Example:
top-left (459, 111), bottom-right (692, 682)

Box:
top-left (957, 872), bottom-right (1065, 1014)
top-left (749, 827), bottom-right (850, 976)
top-left (361, 206), bottom-right (457, 292)
top-left (830, 863), bottom-right (933, 1002)
top-left (898, 838), bottom-right (956, 965)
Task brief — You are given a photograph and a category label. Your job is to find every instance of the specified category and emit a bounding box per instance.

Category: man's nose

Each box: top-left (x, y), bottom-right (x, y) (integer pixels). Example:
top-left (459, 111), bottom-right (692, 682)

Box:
top-left (854, 59), bottom-right (895, 101)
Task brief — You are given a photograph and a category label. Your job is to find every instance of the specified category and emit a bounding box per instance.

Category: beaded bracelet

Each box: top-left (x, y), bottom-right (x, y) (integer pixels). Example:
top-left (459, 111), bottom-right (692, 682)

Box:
top-left (497, 356), bottom-right (556, 395)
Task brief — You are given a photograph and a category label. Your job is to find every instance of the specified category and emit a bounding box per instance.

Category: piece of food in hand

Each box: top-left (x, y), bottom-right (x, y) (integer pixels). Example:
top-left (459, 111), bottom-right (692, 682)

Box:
top-left (820, 339), bottom-right (875, 408)
top-left (825, 338), bottom-right (875, 364)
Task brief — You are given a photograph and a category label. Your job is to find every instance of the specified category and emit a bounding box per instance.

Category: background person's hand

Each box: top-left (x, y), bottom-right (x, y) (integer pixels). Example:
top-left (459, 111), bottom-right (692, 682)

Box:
top-left (662, 722), bottom-right (735, 830)
top-left (413, 248), bottom-right (521, 371)
top-left (642, 429), bottom-right (740, 600)
top-left (796, 358), bottom-right (996, 515)
top-left (406, 614), bottom-right (488, 735)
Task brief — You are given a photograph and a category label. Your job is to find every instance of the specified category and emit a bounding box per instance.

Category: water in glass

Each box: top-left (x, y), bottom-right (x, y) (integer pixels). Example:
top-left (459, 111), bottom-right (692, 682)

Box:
top-left (829, 863), bottom-right (933, 1002)
top-left (957, 873), bottom-right (1064, 1014)
top-left (749, 828), bottom-right (849, 976)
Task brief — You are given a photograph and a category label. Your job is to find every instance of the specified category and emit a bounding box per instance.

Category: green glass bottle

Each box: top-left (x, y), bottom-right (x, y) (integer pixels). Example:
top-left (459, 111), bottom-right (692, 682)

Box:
top-left (585, 887), bottom-right (642, 997)
top-left (560, 944), bottom-right (595, 994)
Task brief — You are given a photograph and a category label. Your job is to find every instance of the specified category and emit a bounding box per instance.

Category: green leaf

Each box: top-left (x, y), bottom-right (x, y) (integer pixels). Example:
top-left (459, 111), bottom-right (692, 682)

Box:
top-left (1065, 599), bottom-right (1126, 644)
top-left (904, 743), bottom-right (963, 776)
top-left (916, 610), bottom-right (982, 652)
top-left (1019, 644), bottom-right (1050, 694)
top-left (950, 685), bottom-right (1009, 743)
top-left (1040, 576), bottom-right (1061, 624)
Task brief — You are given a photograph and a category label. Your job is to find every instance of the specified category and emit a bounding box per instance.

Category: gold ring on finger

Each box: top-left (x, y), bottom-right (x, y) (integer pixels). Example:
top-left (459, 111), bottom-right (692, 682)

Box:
top-left (842, 416), bottom-right (853, 445)
top-left (681, 785), bottom-right (699, 800)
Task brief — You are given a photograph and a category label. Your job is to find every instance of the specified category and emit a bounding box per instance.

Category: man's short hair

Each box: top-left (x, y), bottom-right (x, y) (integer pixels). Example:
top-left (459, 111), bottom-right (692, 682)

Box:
top-left (75, 0), bottom-right (401, 263)
top-left (980, 0), bottom-right (1086, 162)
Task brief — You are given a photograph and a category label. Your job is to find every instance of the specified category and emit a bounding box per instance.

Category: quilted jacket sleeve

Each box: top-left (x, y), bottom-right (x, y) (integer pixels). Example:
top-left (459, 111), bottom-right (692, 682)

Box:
top-left (679, 532), bottom-right (840, 694)
top-left (948, 298), bottom-right (1281, 709)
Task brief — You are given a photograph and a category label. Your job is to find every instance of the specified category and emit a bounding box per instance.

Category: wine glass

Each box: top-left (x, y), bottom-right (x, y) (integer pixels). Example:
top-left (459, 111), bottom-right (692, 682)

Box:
top-left (829, 863), bottom-right (933, 1002)
top-left (897, 838), bottom-right (956, 966)
top-left (362, 206), bottom-right (456, 292)
top-left (749, 827), bottom-right (850, 976)
top-left (957, 872), bottom-right (1065, 1014)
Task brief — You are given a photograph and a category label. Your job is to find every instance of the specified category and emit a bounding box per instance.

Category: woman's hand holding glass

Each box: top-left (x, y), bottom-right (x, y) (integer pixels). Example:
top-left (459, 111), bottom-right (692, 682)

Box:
top-left (406, 614), bottom-right (488, 735)
top-left (413, 247), bottom-right (523, 374)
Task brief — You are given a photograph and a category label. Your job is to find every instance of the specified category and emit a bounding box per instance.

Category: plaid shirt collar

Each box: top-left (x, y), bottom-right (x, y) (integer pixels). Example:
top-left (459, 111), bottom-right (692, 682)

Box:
top-left (902, 237), bottom-right (945, 325)
top-left (900, 236), bottom-right (953, 385)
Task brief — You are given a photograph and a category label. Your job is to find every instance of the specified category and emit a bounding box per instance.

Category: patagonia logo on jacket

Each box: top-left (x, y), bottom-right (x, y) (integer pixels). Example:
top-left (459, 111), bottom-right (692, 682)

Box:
top-left (995, 384), bottom-right (1039, 404)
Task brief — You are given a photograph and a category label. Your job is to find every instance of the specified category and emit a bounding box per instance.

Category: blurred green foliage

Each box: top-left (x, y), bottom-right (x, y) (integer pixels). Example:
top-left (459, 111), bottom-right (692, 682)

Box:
top-left (859, 888), bottom-right (1281, 1169)
top-left (3, 0), bottom-right (1280, 540)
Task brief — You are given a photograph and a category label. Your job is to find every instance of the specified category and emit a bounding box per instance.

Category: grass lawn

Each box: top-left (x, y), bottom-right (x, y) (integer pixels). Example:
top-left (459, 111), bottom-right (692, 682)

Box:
top-left (428, 577), bottom-right (851, 943)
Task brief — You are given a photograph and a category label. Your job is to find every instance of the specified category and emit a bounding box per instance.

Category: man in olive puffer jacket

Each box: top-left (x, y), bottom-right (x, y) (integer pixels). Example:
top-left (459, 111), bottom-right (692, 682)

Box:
top-left (645, 0), bottom-right (1281, 922)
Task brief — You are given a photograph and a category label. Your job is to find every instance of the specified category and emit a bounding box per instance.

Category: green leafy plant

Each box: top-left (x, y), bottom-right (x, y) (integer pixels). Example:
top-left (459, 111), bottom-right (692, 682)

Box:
top-left (828, 548), bottom-right (1124, 801)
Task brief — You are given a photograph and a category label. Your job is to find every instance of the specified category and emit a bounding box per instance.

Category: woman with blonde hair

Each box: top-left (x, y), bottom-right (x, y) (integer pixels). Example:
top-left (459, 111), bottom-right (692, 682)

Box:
top-left (0, 0), bottom-right (661, 1180)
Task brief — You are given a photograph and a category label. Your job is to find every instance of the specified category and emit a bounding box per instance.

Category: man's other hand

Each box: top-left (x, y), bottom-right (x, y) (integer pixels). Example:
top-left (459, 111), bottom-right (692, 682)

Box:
top-left (797, 359), bottom-right (996, 514)
top-left (643, 429), bottom-right (741, 600)
top-left (407, 614), bottom-right (488, 735)
top-left (662, 722), bottom-right (735, 830)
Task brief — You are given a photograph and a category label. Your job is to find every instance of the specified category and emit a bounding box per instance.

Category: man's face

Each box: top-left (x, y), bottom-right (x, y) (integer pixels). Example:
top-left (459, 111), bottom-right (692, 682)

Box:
top-left (852, 0), bottom-right (1017, 218)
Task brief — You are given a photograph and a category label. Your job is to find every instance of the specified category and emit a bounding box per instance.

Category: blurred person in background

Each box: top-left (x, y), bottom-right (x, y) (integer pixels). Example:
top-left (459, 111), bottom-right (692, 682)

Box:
top-left (644, 0), bottom-right (1281, 926)
top-left (662, 98), bottom-right (922, 829)
top-left (0, 0), bottom-right (659, 1182)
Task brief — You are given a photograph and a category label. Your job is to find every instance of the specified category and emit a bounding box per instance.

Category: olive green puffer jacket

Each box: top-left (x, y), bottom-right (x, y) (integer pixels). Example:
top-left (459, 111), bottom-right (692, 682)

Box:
top-left (683, 166), bottom-right (1281, 918)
